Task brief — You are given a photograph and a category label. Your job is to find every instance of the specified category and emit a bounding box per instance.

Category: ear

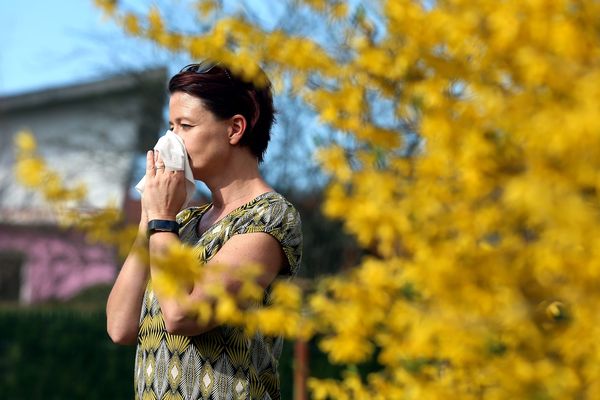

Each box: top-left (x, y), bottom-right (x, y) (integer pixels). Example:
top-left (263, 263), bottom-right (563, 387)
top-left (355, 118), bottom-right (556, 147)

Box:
top-left (227, 114), bottom-right (247, 145)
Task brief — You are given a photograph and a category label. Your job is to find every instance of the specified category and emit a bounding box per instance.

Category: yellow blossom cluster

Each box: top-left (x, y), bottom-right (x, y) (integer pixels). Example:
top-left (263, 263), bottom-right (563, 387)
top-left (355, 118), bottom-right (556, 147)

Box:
top-left (151, 243), bottom-right (306, 338)
top-left (14, 0), bottom-right (600, 398)
top-left (14, 130), bottom-right (87, 204)
top-left (13, 130), bottom-right (137, 257)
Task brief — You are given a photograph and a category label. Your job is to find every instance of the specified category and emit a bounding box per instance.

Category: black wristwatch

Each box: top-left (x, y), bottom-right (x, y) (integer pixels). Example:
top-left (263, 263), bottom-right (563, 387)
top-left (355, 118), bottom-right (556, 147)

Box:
top-left (147, 219), bottom-right (180, 237)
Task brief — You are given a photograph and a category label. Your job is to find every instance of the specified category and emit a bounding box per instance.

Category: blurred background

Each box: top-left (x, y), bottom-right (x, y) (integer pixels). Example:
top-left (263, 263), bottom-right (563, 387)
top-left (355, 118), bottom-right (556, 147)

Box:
top-left (0, 1), bottom-right (357, 398)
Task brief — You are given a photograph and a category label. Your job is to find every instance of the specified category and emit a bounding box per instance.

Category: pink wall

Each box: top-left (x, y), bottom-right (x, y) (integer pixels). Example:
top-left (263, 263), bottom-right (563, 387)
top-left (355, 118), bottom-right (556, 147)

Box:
top-left (0, 227), bottom-right (117, 303)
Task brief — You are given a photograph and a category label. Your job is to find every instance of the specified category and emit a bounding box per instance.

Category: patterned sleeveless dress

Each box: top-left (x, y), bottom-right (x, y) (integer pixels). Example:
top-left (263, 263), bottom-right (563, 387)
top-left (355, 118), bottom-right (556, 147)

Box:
top-left (134, 192), bottom-right (302, 400)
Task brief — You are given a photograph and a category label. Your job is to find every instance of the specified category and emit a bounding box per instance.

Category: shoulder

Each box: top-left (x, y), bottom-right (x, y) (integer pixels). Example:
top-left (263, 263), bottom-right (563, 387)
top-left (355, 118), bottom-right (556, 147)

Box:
top-left (232, 191), bottom-right (303, 276)
top-left (234, 192), bottom-right (301, 235)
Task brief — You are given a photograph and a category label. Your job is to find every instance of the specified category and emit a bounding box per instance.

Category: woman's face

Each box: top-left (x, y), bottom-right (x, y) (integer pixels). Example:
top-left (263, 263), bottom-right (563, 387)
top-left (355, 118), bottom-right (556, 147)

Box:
top-left (168, 91), bottom-right (231, 179)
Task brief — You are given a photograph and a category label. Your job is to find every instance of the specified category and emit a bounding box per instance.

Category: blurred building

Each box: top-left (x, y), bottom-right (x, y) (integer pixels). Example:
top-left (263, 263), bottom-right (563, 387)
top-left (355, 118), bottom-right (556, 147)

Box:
top-left (0, 68), bottom-right (167, 303)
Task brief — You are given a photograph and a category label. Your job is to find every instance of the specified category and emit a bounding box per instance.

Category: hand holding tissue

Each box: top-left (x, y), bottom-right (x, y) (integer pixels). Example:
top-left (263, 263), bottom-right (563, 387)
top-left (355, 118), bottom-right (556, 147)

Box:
top-left (135, 131), bottom-right (196, 209)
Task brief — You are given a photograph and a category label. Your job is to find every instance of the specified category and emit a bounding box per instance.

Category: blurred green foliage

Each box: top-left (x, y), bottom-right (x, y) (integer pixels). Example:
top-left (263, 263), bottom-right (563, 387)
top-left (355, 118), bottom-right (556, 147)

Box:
top-left (294, 194), bottom-right (362, 278)
top-left (0, 307), bottom-right (135, 399)
top-left (0, 305), bottom-right (359, 400)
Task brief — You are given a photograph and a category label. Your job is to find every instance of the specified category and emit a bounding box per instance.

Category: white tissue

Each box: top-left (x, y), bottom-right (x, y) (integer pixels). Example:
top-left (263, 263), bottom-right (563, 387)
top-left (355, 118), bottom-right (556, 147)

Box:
top-left (135, 130), bottom-right (196, 208)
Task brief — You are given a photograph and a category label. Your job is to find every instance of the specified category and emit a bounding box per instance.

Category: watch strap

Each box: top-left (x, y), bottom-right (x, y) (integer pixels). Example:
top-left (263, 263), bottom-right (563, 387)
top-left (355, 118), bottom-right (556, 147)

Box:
top-left (147, 219), bottom-right (180, 237)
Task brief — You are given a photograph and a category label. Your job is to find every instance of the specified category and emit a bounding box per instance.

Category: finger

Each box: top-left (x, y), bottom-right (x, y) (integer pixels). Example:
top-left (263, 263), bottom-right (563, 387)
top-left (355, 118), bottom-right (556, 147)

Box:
top-left (146, 150), bottom-right (156, 177)
top-left (154, 151), bottom-right (166, 171)
top-left (155, 150), bottom-right (165, 166)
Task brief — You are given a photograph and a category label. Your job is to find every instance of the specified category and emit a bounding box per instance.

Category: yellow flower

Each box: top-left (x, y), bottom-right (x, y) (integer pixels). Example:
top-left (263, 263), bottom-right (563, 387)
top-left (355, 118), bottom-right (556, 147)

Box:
top-left (270, 281), bottom-right (302, 309)
top-left (15, 157), bottom-right (46, 187)
top-left (122, 13), bottom-right (141, 35)
top-left (215, 294), bottom-right (243, 324)
top-left (249, 307), bottom-right (298, 338)
top-left (196, 0), bottom-right (217, 17)
top-left (14, 130), bottom-right (37, 152)
top-left (320, 334), bottom-right (373, 364)
top-left (153, 243), bottom-right (202, 285)
top-left (316, 147), bottom-right (352, 182)
top-left (94, 0), bottom-right (116, 16)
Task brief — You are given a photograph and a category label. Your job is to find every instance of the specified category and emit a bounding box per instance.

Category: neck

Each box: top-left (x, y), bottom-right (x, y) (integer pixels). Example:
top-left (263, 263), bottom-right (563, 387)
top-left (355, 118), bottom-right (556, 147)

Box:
top-left (202, 152), bottom-right (272, 211)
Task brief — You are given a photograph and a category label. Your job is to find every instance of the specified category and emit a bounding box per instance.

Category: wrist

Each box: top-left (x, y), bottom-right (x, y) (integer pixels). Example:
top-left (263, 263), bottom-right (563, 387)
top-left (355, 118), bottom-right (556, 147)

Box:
top-left (139, 206), bottom-right (148, 232)
top-left (147, 213), bottom-right (177, 221)
top-left (138, 219), bottom-right (148, 233)
top-left (147, 219), bottom-right (180, 238)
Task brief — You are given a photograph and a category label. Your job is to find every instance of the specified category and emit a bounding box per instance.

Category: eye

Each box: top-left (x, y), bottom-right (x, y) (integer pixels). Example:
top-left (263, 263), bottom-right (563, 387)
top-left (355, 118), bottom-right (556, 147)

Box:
top-left (181, 124), bottom-right (193, 129)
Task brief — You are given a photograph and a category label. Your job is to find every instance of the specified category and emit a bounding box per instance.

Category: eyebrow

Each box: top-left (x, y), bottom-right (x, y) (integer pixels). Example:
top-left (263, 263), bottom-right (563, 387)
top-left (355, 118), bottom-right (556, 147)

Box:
top-left (169, 116), bottom-right (196, 124)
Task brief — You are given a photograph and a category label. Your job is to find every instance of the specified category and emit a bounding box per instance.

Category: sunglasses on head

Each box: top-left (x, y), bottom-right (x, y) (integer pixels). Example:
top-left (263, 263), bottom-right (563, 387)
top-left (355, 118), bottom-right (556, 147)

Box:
top-left (179, 62), bottom-right (234, 83)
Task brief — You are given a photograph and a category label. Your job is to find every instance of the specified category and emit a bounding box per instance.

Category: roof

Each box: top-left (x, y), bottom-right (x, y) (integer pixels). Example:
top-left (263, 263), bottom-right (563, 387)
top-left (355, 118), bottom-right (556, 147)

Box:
top-left (0, 68), bottom-right (167, 112)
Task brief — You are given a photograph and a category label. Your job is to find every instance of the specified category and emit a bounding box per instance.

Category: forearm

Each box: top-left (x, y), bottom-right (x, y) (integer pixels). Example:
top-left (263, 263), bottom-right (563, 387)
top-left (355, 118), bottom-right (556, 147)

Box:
top-left (106, 234), bottom-right (149, 345)
top-left (148, 231), bottom-right (218, 335)
top-left (149, 232), bottom-right (284, 337)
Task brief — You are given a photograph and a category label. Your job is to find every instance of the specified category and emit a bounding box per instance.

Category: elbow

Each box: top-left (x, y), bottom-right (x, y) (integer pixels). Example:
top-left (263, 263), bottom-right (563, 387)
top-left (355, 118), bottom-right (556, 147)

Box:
top-left (161, 300), bottom-right (191, 335)
top-left (162, 306), bottom-right (209, 336)
top-left (107, 322), bottom-right (138, 345)
top-left (163, 313), bottom-right (190, 336)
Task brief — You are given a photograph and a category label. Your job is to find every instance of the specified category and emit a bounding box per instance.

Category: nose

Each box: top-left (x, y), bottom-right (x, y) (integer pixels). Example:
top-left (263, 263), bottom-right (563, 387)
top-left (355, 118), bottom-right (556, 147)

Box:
top-left (170, 129), bottom-right (183, 140)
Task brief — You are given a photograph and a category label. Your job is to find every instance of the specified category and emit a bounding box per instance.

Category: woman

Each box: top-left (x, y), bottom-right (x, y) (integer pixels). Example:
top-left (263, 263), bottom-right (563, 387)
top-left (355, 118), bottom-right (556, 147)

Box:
top-left (106, 62), bottom-right (302, 400)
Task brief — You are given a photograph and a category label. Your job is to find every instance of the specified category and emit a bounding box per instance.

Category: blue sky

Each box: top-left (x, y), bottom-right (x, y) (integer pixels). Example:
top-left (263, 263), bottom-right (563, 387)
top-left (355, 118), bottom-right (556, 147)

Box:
top-left (0, 1), bottom-right (167, 96)
top-left (0, 1), bottom-right (286, 96)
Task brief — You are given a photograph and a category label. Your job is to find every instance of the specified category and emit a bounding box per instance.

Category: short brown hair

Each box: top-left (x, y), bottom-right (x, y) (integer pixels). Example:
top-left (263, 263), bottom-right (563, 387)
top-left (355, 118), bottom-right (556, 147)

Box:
top-left (168, 62), bottom-right (276, 162)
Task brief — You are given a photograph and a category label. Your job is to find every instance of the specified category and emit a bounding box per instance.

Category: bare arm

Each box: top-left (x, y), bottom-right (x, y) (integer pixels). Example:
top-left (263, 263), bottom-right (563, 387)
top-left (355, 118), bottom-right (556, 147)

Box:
top-left (106, 219), bottom-right (149, 345)
top-left (107, 149), bottom-right (185, 344)
top-left (150, 230), bottom-right (285, 336)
